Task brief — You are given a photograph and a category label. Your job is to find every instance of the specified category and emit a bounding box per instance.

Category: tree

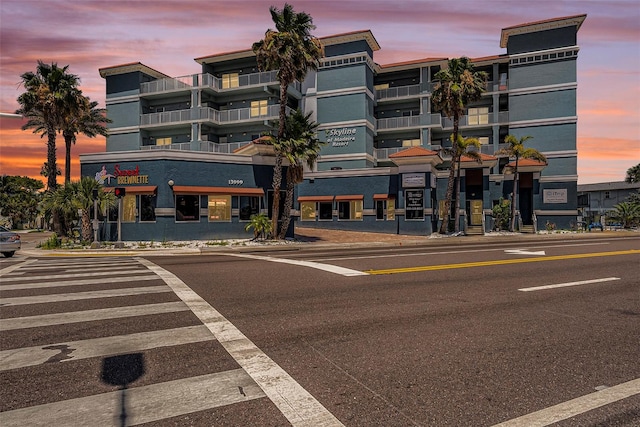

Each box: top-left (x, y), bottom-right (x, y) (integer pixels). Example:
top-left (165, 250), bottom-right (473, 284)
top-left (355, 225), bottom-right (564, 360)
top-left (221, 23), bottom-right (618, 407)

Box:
top-left (449, 134), bottom-right (481, 233)
top-left (277, 110), bottom-right (324, 239)
top-left (432, 57), bottom-right (487, 234)
top-left (496, 134), bottom-right (547, 232)
top-left (62, 98), bottom-right (110, 183)
top-left (245, 213), bottom-right (273, 240)
top-left (0, 175), bottom-right (43, 229)
top-left (253, 3), bottom-right (323, 238)
top-left (608, 202), bottom-right (640, 228)
top-left (16, 61), bottom-right (80, 191)
top-left (625, 163), bottom-right (640, 184)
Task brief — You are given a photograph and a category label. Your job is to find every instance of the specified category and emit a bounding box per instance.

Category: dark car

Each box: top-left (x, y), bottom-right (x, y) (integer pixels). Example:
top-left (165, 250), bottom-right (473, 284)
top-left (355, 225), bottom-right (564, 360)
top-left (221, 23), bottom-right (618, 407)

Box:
top-left (0, 226), bottom-right (21, 257)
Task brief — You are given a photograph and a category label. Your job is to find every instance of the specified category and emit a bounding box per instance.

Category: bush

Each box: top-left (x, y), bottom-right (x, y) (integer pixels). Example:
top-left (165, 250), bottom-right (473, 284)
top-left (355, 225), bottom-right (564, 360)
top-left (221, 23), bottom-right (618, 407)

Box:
top-left (492, 198), bottom-right (511, 231)
top-left (39, 233), bottom-right (61, 249)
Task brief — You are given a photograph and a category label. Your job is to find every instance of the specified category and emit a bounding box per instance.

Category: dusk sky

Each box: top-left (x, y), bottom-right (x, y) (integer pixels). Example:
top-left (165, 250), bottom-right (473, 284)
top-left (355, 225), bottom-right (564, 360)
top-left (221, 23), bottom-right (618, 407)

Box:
top-left (1, 0), bottom-right (638, 186)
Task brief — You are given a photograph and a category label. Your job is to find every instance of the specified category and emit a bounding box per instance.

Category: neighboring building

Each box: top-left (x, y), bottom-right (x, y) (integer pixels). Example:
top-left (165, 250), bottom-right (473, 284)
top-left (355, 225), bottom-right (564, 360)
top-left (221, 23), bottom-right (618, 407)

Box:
top-left (577, 181), bottom-right (640, 223)
top-left (81, 14), bottom-right (586, 241)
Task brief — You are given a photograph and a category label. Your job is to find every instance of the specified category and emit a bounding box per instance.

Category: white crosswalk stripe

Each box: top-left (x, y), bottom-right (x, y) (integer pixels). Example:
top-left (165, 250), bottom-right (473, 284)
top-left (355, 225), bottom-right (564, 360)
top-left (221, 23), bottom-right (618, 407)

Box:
top-left (0, 257), bottom-right (272, 425)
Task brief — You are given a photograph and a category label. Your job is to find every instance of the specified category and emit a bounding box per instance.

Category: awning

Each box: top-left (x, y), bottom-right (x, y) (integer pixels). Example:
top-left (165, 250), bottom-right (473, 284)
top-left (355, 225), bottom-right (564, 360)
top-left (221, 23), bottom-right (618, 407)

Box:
top-left (297, 195), bottom-right (335, 202)
top-left (373, 194), bottom-right (395, 200)
top-left (172, 185), bottom-right (264, 196)
top-left (104, 186), bottom-right (157, 194)
top-left (335, 194), bottom-right (364, 201)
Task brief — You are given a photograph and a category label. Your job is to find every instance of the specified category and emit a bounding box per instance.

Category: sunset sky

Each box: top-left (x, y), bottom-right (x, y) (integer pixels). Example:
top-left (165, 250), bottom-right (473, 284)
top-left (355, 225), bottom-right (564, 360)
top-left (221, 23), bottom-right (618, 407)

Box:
top-left (1, 0), bottom-right (638, 186)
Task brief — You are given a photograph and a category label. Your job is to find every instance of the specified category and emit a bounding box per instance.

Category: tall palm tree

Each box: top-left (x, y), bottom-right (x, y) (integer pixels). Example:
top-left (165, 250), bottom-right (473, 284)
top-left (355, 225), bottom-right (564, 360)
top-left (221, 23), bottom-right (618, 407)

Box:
top-left (449, 134), bottom-right (481, 233)
top-left (16, 61), bottom-right (80, 191)
top-left (253, 3), bottom-right (323, 238)
top-left (62, 98), bottom-right (111, 183)
top-left (277, 110), bottom-right (323, 239)
top-left (432, 57), bottom-right (487, 233)
top-left (496, 134), bottom-right (547, 232)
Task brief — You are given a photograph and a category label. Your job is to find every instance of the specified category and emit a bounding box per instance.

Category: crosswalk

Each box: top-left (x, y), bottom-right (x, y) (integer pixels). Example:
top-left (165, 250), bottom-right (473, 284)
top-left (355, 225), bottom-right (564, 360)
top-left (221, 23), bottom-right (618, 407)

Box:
top-left (0, 257), bottom-right (274, 426)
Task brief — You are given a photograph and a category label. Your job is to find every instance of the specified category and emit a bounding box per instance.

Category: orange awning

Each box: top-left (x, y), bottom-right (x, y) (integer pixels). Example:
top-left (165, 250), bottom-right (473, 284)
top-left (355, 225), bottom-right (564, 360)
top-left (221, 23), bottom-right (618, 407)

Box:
top-left (335, 195), bottom-right (364, 201)
top-left (373, 194), bottom-right (395, 200)
top-left (172, 185), bottom-right (264, 196)
top-left (297, 195), bottom-right (334, 202)
top-left (104, 186), bottom-right (157, 194)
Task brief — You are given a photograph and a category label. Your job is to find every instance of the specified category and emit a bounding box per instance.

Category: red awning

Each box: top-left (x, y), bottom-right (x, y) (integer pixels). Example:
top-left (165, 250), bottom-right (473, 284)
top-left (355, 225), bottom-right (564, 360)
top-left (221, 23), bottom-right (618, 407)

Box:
top-left (373, 194), bottom-right (394, 200)
top-left (335, 195), bottom-right (364, 201)
top-left (297, 195), bottom-right (335, 202)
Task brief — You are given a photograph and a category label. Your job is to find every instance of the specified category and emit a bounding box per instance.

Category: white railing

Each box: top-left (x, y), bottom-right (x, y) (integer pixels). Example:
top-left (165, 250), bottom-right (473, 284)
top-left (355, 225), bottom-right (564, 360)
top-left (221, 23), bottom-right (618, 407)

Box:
top-left (141, 104), bottom-right (286, 127)
top-left (140, 141), bottom-right (252, 154)
top-left (376, 115), bottom-right (421, 130)
top-left (374, 147), bottom-right (406, 160)
top-left (140, 76), bottom-right (193, 93)
top-left (376, 84), bottom-right (422, 101)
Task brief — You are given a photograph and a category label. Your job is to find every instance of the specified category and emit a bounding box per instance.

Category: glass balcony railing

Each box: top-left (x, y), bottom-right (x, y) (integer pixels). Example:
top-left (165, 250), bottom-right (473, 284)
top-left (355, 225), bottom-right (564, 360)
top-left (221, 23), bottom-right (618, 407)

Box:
top-left (140, 104), bottom-right (288, 127)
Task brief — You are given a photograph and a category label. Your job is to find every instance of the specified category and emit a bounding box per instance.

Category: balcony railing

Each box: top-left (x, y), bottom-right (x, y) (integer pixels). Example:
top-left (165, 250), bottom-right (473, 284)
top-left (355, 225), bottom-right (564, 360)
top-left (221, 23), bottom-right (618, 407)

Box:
top-left (140, 104), bottom-right (287, 127)
top-left (374, 147), bottom-right (407, 160)
top-left (376, 84), bottom-right (423, 101)
top-left (376, 115), bottom-right (421, 130)
top-left (140, 141), bottom-right (252, 154)
top-left (140, 70), bottom-right (300, 95)
top-left (441, 111), bottom-right (509, 129)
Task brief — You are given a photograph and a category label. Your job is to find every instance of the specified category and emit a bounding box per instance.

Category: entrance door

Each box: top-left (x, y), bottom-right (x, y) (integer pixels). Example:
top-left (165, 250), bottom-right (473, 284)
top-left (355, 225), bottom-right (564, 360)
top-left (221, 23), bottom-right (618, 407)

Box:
top-left (518, 173), bottom-right (534, 225)
top-left (469, 200), bottom-right (483, 226)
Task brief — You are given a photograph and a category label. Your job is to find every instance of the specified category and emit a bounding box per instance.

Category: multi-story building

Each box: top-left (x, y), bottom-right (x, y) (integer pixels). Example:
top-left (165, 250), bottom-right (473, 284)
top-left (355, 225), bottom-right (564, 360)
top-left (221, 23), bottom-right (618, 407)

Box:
top-left (81, 14), bottom-right (586, 241)
top-left (577, 181), bottom-right (640, 224)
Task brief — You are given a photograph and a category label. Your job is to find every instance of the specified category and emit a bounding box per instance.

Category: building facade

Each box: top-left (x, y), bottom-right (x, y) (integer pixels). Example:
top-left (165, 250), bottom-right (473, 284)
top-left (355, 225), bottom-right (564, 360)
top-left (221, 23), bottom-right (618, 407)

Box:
top-left (577, 181), bottom-right (640, 224)
top-left (81, 14), bottom-right (586, 241)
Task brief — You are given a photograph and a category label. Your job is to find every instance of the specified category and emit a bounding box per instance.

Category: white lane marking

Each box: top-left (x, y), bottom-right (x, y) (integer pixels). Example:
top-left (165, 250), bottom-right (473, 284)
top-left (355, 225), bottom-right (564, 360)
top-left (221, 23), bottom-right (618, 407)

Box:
top-left (0, 301), bottom-right (190, 331)
top-left (0, 325), bottom-right (214, 371)
top-left (0, 259), bottom-right (36, 275)
top-left (0, 369), bottom-right (265, 427)
top-left (492, 377), bottom-right (640, 426)
top-left (138, 257), bottom-right (345, 426)
top-left (505, 249), bottom-right (546, 256)
top-left (226, 252), bottom-right (368, 277)
top-left (12, 261), bottom-right (139, 273)
top-left (518, 277), bottom-right (621, 292)
top-left (0, 286), bottom-right (170, 306)
top-left (0, 268), bottom-right (151, 282)
top-left (0, 274), bottom-right (158, 291)
top-left (310, 242), bottom-right (606, 262)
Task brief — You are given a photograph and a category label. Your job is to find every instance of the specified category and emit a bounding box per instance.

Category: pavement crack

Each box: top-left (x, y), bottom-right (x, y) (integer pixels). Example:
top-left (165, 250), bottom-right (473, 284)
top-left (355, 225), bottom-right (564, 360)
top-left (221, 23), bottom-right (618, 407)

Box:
top-left (43, 344), bottom-right (75, 363)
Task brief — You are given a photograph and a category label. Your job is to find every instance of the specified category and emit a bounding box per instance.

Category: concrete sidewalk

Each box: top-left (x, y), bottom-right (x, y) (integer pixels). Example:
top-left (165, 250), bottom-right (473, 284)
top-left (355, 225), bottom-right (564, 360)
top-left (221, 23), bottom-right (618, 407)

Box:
top-left (12, 227), bottom-right (638, 257)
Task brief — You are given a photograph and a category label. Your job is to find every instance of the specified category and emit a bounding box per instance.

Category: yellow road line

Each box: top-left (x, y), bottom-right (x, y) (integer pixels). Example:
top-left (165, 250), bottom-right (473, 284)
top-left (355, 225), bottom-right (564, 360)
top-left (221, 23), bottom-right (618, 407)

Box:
top-left (366, 249), bottom-right (640, 275)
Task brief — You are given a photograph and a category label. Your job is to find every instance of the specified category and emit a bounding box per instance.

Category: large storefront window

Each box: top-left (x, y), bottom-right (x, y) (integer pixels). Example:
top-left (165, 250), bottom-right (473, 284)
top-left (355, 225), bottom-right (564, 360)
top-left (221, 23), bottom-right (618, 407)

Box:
top-left (376, 198), bottom-right (396, 221)
top-left (208, 195), bottom-right (231, 222)
top-left (405, 190), bottom-right (424, 220)
top-left (176, 195), bottom-right (200, 222)
top-left (140, 195), bottom-right (156, 222)
top-left (108, 194), bottom-right (136, 222)
top-left (300, 201), bottom-right (316, 221)
top-left (319, 202), bottom-right (333, 220)
top-left (239, 196), bottom-right (260, 220)
top-left (338, 199), bottom-right (363, 220)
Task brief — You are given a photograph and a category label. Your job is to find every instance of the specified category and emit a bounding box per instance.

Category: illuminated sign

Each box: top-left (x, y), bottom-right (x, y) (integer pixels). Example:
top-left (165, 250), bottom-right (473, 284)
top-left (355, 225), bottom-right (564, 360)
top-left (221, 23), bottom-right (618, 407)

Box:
top-left (95, 164), bottom-right (149, 185)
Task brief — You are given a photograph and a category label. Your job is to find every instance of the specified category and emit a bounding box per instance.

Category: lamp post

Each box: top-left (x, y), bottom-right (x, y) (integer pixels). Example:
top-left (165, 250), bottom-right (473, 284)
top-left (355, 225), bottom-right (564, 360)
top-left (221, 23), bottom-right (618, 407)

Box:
top-left (90, 188), bottom-right (101, 249)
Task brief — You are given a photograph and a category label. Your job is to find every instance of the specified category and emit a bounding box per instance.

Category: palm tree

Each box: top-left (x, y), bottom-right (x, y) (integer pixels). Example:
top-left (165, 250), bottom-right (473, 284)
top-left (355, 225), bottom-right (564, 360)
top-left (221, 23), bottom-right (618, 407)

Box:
top-left (496, 134), bottom-right (547, 232)
top-left (253, 3), bottom-right (323, 238)
top-left (449, 134), bottom-right (481, 233)
top-left (625, 163), bottom-right (640, 184)
top-left (277, 110), bottom-right (323, 239)
top-left (608, 202), bottom-right (640, 228)
top-left (62, 98), bottom-right (110, 183)
top-left (16, 61), bottom-right (80, 191)
top-left (245, 213), bottom-right (273, 240)
top-left (432, 57), bottom-right (487, 234)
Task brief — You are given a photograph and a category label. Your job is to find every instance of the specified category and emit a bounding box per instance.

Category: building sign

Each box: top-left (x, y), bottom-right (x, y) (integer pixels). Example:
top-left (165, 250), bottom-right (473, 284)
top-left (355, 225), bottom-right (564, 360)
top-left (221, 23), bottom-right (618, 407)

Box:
top-left (405, 189), bottom-right (424, 220)
top-left (326, 127), bottom-right (357, 147)
top-left (95, 164), bottom-right (149, 185)
top-left (402, 173), bottom-right (426, 188)
top-left (543, 189), bottom-right (567, 204)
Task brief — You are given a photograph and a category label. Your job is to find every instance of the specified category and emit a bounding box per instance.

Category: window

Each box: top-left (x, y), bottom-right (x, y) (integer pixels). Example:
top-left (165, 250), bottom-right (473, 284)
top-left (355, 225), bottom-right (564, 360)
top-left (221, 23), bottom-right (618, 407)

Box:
top-left (239, 196), bottom-right (260, 220)
top-left (374, 83), bottom-right (390, 90)
top-left (251, 100), bottom-right (268, 117)
top-left (468, 107), bottom-right (489, 125)
top-left (176, 195), bottom-right (200, 222)
top-left (604, 191), bottom-right (610, 199)
top-left (405, 190), bottom-right (424, 220)
top-left (208, 195), bottom-right (231, 222)
top-left (376, 198), bottom-right (396, 220)
top-left (108, 194), bottom-right (136, 222)
top-left (156, 137), bottom-right (172, 146)
top-left (300, 202), bottom-right (316, 221)
top-left (338, 200), bottom-right (363, 220)
top-left (319, 202), bottom-right (333, 220)
top-left (478, 137), bottom-right (489, 145)
top-left (140, 194), bottom-right (156, 222)
top-left (402, 139), bottom-right (420, 147)
top-left (222, 73), bottom-right (239, 89)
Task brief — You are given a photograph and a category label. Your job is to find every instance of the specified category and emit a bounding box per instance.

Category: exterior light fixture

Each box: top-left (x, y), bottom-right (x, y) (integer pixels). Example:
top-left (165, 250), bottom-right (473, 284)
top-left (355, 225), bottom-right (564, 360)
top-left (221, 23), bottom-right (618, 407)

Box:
top-left (168, 179), bottom-right (174, 187)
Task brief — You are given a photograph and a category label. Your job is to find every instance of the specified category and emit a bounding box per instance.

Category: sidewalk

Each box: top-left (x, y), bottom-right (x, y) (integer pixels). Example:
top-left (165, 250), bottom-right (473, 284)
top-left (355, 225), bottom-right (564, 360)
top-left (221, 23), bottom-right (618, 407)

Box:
top-left (14, 227), bottom-right (638, 257)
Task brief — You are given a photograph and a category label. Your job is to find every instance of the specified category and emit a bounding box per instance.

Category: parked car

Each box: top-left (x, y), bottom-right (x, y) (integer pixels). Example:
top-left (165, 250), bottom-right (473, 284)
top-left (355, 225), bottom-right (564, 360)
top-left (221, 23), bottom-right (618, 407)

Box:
top-left (588, 222), bottom-right (604, 232)
top-left (0, 226), bottom-right (21, 257)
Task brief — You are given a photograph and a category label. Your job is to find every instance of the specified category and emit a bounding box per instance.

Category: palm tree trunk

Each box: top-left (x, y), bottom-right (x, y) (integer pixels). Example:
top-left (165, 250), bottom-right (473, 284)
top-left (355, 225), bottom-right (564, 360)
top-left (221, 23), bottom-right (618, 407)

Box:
top-left (439, 161), bottom-right (456, 234)
top-left (278, 167), bottom-right (296, 239)
top-left (46, 124), bottom-right (57, 190)
top-left (63, 130), bottom-right (73, 184)
top-left (454, 156), bottom-right (462, 233)
top-left (510, 158), bottom-right (519, 232)
top-left (81, 210), bottom-right (92, 242)
top-left (271, 81), bottom-right (289, 239)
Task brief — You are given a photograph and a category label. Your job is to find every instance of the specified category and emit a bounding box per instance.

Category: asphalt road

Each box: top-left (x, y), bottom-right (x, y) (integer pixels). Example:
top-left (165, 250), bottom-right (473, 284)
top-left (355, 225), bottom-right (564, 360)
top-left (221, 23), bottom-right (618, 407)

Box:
top-left (1, 235), bottom-right (638, 426)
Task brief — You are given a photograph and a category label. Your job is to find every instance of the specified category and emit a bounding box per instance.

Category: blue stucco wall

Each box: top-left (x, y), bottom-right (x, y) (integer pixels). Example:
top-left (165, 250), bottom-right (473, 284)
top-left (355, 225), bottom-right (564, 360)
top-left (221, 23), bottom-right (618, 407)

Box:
top-left (317, 64), bottom-right (368, 92)
top-left (509, 89), bottom-right (576, 122)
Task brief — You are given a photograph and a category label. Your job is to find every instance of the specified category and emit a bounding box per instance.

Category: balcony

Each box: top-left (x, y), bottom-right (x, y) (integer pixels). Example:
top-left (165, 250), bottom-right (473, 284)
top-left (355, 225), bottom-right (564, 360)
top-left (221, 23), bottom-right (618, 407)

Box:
top-left (376, 115), bottom-right (421, 131)
top-left (374, 147), bottom-right (407, 160)
top-left (441, 111), bottom-right (509, 129)
top-left (140, 141), bottom-right (252, 154)
top-left (140, 104), bottom-right (288, 128)
top-left (376, 84), bottom-right (425, 102)
top-left (140, 70), bottom-right (300, 97)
